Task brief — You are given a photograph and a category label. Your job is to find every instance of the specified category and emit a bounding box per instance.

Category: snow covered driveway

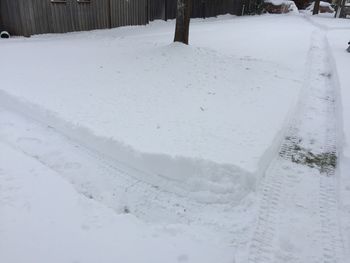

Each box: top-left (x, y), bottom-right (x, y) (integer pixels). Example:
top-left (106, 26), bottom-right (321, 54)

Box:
top-left (248, 28), bottom-right (344, 263)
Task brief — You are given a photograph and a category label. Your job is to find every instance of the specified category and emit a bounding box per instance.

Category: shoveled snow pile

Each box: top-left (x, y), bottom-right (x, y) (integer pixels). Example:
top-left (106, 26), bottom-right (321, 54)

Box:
top-left (0, 15), bottom-right (314, 204)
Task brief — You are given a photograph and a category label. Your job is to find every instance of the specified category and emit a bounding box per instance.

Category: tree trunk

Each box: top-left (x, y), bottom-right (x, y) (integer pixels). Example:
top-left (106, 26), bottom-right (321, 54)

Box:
top-left (313, 0), bottom-right (320, 15)
top-left (174, 0), bottom-right (191, 45)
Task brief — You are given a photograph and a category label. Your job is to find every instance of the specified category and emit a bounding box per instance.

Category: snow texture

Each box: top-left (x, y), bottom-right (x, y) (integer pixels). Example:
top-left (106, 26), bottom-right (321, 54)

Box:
top-left (0, 15), bottom-right (314, 204)
top-left (0, 141), bottom-right (236, 263)
top-left (319, 17), bottom-right (350, 260)
top-left (0, 13), bottom-right (350, 263)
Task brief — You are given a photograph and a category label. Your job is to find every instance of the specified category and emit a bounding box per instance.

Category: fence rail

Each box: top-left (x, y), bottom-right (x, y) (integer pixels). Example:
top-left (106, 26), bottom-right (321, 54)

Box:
top-left (0, 0), bottom-right (244, 36)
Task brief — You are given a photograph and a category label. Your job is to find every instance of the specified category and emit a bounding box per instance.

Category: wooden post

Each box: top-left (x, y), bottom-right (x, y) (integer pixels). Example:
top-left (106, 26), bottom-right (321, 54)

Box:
top-left (201, 0), bottom-right (206, 19)
top-left (165, 0), bottom-right (168, 21)
top-left (108, 0), bottom-right (112, 28)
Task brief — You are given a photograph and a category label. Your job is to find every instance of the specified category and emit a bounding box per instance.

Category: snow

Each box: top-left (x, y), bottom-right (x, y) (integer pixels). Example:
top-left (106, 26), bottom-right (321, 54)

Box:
top-left (264, 0), bottom-right (299, 13)
top-left (304, 1), bottom-right (335, 15)
top-left (0, 13), bottom-right (350, 263)
top-left (308, 15), bottom-right (350, 29)
top-left (264, 0), bottom-right (287, 5)
top-left (318, 17), bottom-right (350, 257)
top-left (325, 30), bottom-right (350, 156)
top-left (248, 25), bottom-right (347, 262)
top-left (319, 1), bottom-right (333, 8)
top-left (0, 15), bottom-right (314, 203)
top-left (0, 141), bottom-right (235, 263)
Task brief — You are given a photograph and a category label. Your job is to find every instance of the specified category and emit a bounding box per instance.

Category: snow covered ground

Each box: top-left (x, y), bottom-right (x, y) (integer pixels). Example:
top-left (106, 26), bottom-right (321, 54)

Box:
top-left (0, 141), bottom-right (235, 263)
top-left (0, 15), bottom-right (314, 204)
top-left (0, 12), bottom-right (349, 263)
top-left (312, 16), bottom-right (350, 261)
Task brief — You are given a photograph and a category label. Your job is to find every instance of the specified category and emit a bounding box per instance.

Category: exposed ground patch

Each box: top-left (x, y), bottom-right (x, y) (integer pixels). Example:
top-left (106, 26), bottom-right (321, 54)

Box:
top-left (281, 136), bottom-right (337, 174)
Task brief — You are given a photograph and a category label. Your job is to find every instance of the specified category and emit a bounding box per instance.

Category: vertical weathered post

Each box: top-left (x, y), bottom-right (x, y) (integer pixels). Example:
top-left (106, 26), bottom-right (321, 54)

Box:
top-left (174, 0), bottom-right (191, 45)
top-left (108, 0), bottom-right (112, 28)
top-left (201, 0), bottom-right (206, 19)
top-left (165, 0), bottom-right (168, 21)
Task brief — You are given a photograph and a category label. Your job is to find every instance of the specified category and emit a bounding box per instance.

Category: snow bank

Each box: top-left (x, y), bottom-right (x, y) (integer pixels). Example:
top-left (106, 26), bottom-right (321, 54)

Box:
top-left (0, 88), bottom-right (254, 205)
top-left (0, 16), bottom-right (313, 203)
top-left (0, 142), bottom-right (235, 263)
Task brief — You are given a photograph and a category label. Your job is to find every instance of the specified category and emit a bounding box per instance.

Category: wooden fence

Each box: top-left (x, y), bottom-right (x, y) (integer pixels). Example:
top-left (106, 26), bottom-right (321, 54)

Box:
top-left (0, 0), bottom-right (245, 36)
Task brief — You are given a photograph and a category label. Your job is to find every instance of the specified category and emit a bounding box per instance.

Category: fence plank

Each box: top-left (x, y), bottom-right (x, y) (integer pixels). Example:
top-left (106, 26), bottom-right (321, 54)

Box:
top-left (0, 0), bottom-right (245, 36)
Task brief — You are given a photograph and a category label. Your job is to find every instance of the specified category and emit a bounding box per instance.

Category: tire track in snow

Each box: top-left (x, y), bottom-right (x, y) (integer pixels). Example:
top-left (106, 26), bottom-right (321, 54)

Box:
top-left (247, 30), bottom-right (345, 263)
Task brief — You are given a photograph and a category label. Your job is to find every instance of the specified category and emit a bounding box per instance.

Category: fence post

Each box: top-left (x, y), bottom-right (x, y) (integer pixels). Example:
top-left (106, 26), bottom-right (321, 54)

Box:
top-left (107, 0), bottom-right (112, 28)
top-left (165, 0), bottom-right (168, 21)
top-left (201, 0), bottom-right (206, 19)
top-left (146, 0), bottom-right (150, 23)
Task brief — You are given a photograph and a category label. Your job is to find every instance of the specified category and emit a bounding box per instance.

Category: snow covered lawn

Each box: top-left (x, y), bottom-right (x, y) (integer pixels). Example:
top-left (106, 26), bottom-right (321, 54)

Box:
top-left (1, 13), bottom-right (350, 263)
top-left (0, 15), bottom-right (314, 203)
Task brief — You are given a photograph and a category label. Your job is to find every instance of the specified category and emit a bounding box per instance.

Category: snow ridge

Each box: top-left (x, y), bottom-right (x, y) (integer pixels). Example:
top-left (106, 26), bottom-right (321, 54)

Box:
top-left (0, 89), bottom-right (253, 205)
top-left (0, 104), bottom-right (256, 249)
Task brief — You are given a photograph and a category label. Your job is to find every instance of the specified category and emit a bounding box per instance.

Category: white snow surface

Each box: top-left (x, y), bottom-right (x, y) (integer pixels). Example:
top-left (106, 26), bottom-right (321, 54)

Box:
top-left (318, 17), bottom-right (350, 257)
top-left (0, 142), bottom-right (235, 263)
top-left (1, 14), bottom-right (350, 263)
top-left (0, 15), bottom-right (314, 203)
top-left (319, 1), bottom-right (333, 7)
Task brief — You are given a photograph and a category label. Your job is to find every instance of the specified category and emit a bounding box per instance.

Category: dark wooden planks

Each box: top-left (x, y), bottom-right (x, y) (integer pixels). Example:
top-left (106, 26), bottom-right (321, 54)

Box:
top-left (0, 0), bottom-right (245, 36)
